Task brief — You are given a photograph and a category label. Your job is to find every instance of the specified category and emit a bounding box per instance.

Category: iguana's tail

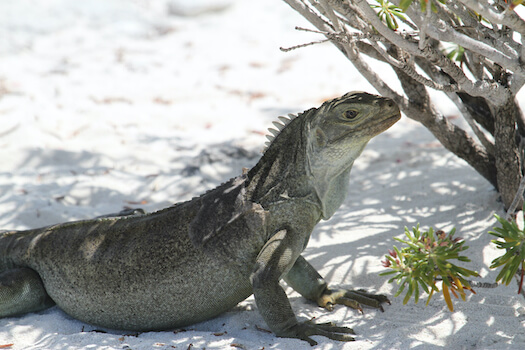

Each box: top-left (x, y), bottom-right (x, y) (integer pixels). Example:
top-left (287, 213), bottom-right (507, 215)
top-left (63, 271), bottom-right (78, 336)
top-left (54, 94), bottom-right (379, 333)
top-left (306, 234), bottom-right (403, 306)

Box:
top-left (0, 230), bottom-right (18, 273)
top-left (0, 229), bottom-right (56, 318)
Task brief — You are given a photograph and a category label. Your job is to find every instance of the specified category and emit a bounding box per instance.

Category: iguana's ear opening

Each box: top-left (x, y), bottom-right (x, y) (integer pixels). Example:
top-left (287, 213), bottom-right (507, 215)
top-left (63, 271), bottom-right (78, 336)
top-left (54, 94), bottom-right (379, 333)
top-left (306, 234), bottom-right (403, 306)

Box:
top-left (315, 128), bottom-right (327, 147)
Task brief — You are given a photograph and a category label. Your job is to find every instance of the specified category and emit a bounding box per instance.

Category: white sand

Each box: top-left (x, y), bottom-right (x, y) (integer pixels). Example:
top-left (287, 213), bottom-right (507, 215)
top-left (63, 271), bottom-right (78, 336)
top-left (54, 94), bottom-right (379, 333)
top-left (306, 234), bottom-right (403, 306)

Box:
top-left (1, 0), bottom-right (525, 349)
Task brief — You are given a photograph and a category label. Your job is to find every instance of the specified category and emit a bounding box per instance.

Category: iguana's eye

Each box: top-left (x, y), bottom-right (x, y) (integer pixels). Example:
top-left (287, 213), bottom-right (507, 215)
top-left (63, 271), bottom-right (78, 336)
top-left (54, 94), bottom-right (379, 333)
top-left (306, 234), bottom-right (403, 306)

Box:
top-left (343, 110), bottom-right (358, 120)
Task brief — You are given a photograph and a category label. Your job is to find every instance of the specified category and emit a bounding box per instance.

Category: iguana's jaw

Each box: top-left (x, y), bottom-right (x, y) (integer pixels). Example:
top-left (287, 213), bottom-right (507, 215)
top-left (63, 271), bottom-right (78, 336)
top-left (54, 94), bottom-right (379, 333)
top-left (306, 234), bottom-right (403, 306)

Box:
top-left (360, 111), bottom-right (400, 136)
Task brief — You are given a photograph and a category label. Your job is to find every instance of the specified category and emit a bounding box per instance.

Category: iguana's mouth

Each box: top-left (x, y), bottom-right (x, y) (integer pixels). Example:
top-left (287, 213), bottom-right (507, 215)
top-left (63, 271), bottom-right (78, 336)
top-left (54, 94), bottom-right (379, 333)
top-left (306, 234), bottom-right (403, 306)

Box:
top-left (372, 112), bottom-right (401, 131)
top-left (353, 112), bottom-right (401, 136)
top-left (385, 112), bottom-right (402, 124)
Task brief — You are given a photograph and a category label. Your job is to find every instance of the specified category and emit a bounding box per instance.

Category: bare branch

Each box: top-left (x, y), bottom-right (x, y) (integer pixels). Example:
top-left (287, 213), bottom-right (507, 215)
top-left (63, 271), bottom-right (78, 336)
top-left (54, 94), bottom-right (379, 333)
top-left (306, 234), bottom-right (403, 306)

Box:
top-left (293, 26), bottom-right (382, 40)
top-left (282, 0), bottom-right (523, 209)
top-left (367, 39), bottom-right (461, 92)
top-left (443, 4), bottom-right (523, 61)
top-left (458, 0), bottom-right (525, 35)
top-left (319, 0), bottom-right (344, 32)
top-left (421, 44), bottom-right (510, 104)
top-left (349, 0), bottom-right (421, 55)
top-left (506, 174), bottom-right (525, 219)
top-left (397, 0), bottom-right (525, 76)
top-left (414, 55), bottom-right (497, 142)
top-left (282, 0), bottom-right (407, 107)
top-left (279, 38), bottom-right (330, 52)
top-left (290, 25), bottom-right (462, 93)
top-left (494, 98), bottom-right (523, 209)
top-left (346, 0), bottom-right (512, 104)
top-left (393, 64), bottom-right (497, 188)
top-left (282, 0), bottom-right (333, 33)
top-left (447, 93), bottom-right (495, 155)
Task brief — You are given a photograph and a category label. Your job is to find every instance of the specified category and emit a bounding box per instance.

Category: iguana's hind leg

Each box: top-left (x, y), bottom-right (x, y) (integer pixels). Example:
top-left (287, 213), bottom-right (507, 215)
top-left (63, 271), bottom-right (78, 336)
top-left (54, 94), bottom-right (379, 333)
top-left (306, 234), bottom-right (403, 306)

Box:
top-left (0, 267), bottom-right (55, 317)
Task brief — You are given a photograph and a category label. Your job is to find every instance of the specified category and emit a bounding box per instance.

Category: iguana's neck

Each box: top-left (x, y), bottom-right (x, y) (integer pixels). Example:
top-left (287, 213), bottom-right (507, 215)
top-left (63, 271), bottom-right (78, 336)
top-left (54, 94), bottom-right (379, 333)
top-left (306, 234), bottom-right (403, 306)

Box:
top-left (245, 111), bottom-right (317, 208)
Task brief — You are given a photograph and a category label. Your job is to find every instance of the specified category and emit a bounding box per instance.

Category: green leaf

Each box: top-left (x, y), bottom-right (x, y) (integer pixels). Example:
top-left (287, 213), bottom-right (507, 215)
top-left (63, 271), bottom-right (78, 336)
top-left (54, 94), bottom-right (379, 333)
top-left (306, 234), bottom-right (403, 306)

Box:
top-left (491, 227), bottom-right (508, 236)
top-left (403, 281), bottom-right (414, 304)
top-left (495, 215), bottom-right (518, 236)
top-left (384, 12), bottom-right (394, 30)
top-left (417, 277), bottom-right (430, 293)
top-left (506, 259), bottom-right (521, 285)
top-left (491, 252), bottom-right (513, 268)
top-left (379, 270), bottom-right (397, 276)
top-left (414, 279), bottom-right (420, 304)
top-left (387, 276), bottom-right (399, 283)
top-left (510, 0), bottom-right (524, 10)
top-left (442, 282), bottom-right (454, 311)
top-left (399, 0), bottom-right (414, 11)
top-left (395, 278), bottom-right (408, 296)
top-left (420, 0), bottom-right (427, 12)
top-left (430, 0), bottom-right (438, 12)
top-left (391, 10), bottom-right (407, 20)
top-left (496, 263), bottom-right (514, 285)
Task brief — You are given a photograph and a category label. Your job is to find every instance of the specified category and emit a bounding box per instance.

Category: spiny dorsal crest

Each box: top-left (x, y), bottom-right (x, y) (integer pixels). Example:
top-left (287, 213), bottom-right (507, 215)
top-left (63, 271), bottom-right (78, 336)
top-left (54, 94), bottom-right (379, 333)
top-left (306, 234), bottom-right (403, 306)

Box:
top-left (263, 113), bottom-right (298, 152)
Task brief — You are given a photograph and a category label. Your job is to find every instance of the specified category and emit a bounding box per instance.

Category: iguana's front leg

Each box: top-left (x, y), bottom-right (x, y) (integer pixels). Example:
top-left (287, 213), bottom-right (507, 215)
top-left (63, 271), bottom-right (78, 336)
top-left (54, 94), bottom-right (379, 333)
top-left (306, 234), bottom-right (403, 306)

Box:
top-left (251, 229), bottom-right (355, 346)
top-left (285, 255), bottom-right (390, 313)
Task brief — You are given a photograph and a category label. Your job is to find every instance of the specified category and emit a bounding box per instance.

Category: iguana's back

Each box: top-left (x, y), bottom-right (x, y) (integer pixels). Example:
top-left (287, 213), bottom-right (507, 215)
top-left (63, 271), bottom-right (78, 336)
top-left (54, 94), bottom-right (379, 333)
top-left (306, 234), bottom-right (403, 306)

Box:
top-left (1, 176), bottom-right (262, 330)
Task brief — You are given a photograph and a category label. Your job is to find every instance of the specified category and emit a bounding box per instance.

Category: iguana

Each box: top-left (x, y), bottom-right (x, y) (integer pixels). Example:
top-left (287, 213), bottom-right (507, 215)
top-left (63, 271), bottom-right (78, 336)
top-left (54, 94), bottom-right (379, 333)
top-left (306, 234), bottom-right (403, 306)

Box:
top-left (0, 92), bottom-right (400, 345)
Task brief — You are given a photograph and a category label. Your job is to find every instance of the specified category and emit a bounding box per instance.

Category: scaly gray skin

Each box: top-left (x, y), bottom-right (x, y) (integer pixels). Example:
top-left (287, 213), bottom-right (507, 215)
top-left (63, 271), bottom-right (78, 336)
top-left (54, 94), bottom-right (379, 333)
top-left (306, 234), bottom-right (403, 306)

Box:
top-left (0, 92), bottom-right (400, 345)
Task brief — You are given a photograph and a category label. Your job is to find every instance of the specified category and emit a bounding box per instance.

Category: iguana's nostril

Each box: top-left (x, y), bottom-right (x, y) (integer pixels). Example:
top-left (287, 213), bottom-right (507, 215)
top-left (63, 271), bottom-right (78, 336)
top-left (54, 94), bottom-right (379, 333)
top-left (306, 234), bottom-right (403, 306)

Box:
top-left (384, 99), bottom-right (395, 108)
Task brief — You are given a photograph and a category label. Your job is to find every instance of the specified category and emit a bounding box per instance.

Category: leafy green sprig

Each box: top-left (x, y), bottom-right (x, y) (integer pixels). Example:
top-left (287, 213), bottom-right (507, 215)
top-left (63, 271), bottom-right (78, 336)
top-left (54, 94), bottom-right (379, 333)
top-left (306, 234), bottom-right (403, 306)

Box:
top-left (489, 210), bottom-right (525, 294)
top-left (398, 0), bottom-right (445, 13)
top-left (371, 0), bottom-right (406, 30)
top-left (508, 0), bottom-right (524, 11)
top-left (381, 225), bottom-right (479, 311)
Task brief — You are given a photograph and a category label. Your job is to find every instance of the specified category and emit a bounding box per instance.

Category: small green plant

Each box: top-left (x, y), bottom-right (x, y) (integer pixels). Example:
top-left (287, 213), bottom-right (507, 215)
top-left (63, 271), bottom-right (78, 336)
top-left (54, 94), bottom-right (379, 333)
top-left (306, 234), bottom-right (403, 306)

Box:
top-left (489, 209), bottom-right (525, 294)
top-left (443, 43), bottom-right (465, 63)
top-left (509, 0), bottom-right (525, 11)
top-left (372, 0), bottom-right (406, 30)
top-left (381, 225), bottom-right (479, 311)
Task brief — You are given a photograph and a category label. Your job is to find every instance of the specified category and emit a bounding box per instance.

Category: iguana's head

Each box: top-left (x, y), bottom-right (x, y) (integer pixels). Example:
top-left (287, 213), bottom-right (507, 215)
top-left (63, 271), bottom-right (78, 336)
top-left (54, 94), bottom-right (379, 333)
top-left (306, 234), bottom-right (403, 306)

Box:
top-left (305, 91), bottom-right (400, 219)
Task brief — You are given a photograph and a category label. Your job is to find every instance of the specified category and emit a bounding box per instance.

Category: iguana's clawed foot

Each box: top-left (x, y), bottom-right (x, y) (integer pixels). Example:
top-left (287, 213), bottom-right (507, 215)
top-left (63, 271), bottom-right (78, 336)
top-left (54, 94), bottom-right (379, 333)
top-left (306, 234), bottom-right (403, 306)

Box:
top-left (280, 320), bottom-right (355, 346)
top-left (318, 288), bottom-right (390, 313)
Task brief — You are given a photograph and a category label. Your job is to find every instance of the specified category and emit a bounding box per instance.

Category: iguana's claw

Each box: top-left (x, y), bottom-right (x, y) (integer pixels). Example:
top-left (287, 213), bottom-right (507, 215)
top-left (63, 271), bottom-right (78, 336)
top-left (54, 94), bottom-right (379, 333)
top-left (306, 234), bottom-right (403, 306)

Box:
top-left (318, 288), bottom-right (390, 313)
top-left (280, 320), bottom-right (355, 346)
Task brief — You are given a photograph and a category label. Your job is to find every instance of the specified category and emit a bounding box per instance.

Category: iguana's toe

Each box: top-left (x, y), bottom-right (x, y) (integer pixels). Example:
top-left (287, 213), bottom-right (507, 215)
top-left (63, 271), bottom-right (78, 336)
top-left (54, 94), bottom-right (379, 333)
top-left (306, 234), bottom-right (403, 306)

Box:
top-left (318, 288), bottom-right (390, 313)
top-left (279, 320), bottom-right (355, 346)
